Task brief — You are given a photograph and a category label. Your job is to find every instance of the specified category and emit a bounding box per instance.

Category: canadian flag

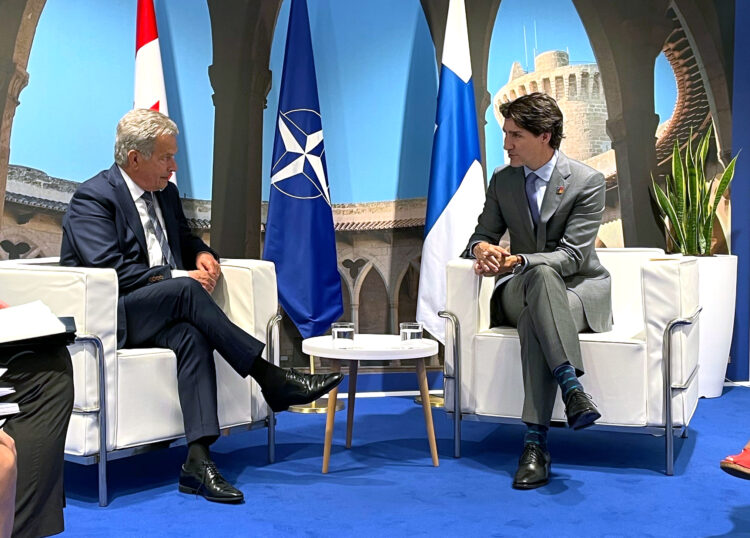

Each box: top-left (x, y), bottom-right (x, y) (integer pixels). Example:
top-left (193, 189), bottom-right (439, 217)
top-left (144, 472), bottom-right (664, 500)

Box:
top-left (134, 0), bottom-right (168, 114)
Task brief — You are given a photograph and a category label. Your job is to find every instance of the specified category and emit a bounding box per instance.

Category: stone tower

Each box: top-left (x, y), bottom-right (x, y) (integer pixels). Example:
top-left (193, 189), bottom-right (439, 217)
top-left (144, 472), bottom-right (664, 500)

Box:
top-left (494, 50), bottom-right (610, 161)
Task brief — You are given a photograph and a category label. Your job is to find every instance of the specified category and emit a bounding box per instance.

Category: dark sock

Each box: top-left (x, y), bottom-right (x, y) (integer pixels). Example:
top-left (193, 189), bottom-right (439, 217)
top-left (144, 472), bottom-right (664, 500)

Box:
top-left (523, 423), bottom-right (549, 451)
top-left (248, 358), bottom-right (287, 391)
top-left (553, 362), bottom-right (583, 401)
top-left (186, 436), bottom-right (215, 465)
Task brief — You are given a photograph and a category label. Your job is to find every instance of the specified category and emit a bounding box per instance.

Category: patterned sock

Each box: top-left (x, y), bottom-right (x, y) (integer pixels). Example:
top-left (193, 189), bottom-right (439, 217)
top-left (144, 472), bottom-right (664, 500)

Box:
top-left (553, 362), bottom-right (583, 401)
top-left (523, 423), bottom-right (549, 451)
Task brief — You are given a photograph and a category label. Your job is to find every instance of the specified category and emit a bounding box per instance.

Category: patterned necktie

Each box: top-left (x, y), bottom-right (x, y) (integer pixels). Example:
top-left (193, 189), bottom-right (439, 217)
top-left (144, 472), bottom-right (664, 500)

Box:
top-left (141, 191), bottom-right (176, 269)
top-left (525, 172), bottom-right (541, 226)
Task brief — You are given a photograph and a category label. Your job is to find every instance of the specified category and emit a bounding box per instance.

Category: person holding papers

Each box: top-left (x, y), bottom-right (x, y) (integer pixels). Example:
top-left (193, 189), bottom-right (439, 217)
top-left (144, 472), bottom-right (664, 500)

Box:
top-left (463, 93), bottom-right (611, 490)
top-left (0, 299), bottom-right (74, 537)
top-left (60, 109), bottom-right (343, 503)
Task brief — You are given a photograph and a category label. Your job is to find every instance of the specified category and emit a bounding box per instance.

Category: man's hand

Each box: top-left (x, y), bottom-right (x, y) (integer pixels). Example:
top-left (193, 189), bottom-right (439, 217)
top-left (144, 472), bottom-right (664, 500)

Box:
top-left (188, 269), bottom-right (217, 293)
top-left (0, 301), bottom-right (8, 310)
top-left (472, 242), bottom-right (522, 277)
top-left (472, 242), bottom-right (509, 276)
top-left (195, 252), bottom-right (221, 280)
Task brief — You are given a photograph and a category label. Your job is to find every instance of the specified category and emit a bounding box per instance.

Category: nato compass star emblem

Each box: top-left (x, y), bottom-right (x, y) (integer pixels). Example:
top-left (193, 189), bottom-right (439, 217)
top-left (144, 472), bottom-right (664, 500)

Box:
top-left (270, 108), bottom-right (331, 204)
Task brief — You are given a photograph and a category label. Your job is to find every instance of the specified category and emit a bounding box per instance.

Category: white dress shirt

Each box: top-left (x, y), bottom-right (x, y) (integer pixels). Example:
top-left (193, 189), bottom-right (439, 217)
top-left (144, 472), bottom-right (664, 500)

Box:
top-left (523, 149), bottom-right (559, 214)
top-left (119, 166), bottom-right (188, 278)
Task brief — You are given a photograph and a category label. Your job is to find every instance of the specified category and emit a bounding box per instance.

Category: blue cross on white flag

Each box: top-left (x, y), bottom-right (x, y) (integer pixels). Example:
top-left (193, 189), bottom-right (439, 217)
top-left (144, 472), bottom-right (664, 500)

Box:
top-left (263, 0), bottom-right (343, 338)
top-left (416, 0), bottom-right (485, 344)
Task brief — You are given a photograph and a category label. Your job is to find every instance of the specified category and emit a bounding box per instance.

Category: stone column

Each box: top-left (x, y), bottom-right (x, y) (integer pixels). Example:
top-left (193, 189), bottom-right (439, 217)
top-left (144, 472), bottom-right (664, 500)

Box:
top-left (0, 0), bottom-right (45, 229)
top-left (574, 1), bottom-right (672, 248)
top-left (420, 0), bottom-right (501, 177)
top-left (207, 0), bottom-right (282, 258)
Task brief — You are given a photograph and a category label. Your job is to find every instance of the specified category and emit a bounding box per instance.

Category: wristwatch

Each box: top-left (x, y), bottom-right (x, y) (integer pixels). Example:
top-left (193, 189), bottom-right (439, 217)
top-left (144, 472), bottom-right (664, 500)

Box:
top-left (511, 256), bottom-right (525, 276)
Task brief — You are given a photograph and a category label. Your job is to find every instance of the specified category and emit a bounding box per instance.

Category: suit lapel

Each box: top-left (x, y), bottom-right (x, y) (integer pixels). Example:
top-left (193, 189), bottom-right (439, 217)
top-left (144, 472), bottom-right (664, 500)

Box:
top-left (537, 153), bottom-right (571, 250)
top-left (109, 165), bottom-right (148, 257)
top-left (156, 188), bottom-right (184, 269)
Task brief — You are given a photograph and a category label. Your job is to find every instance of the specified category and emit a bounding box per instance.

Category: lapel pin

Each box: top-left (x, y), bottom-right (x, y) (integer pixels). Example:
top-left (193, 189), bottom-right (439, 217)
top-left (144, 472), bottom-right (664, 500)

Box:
top-left (556, 186), bottom-right (565, 195)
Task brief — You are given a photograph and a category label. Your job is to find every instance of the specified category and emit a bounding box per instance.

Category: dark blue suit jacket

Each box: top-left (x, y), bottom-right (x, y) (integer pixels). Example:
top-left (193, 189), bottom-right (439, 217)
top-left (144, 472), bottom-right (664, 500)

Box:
top-left (60, 164), bottom-right (217, 345)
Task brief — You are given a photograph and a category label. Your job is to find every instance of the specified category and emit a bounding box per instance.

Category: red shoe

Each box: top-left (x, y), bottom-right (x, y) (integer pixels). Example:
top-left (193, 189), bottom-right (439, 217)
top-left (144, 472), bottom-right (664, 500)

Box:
top-left (720, 448), bottom-right (750, 480)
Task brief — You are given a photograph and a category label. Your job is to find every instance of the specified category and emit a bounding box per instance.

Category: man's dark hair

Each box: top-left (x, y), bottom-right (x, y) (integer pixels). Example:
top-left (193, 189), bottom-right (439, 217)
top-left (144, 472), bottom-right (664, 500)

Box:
top-left (498, 92), bottom-right (564, 149)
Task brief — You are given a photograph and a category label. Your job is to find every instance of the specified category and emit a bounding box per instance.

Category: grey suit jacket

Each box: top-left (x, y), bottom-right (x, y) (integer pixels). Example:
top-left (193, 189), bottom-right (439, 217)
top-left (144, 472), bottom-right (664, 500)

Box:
top-left (465, 152), bottom-right (612, 333)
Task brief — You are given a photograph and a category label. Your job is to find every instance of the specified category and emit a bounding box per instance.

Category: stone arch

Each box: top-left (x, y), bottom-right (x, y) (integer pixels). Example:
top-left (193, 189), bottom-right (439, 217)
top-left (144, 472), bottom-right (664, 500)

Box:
top-left (572, 0), bottom-right (672, 247)
top-left (670, 0), bottom-right (733, 163)
top-left (519, 84), bottom-right (527, 96)
top-left (509, 89), bottom-right (517, 100)
top-left (542, 77), bottom-right (551, 94)
top-left (357, 263), bottom-right (389, 335)
top-left (0, 0), bottom-right (47, 227)
top-left (394, 256), bottom-right (420, 326)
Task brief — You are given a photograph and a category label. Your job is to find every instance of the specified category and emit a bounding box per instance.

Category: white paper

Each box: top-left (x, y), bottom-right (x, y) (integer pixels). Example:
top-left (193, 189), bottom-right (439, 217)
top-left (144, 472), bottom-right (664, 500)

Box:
top-left (0, 300), bottom-right (66, 344)
top-left (0, 402), bottom-right (19, 417)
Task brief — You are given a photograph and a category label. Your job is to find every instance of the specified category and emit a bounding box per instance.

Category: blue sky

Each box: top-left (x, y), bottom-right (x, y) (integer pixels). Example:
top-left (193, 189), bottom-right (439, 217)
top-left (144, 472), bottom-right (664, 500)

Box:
top-left (9, 0), bottom-right (676, 202)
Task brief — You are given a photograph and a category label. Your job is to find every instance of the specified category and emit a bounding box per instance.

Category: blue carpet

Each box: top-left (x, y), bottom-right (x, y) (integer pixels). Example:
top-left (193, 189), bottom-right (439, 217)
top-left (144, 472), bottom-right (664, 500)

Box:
top-left (62, 386), bottom-right (750, 537)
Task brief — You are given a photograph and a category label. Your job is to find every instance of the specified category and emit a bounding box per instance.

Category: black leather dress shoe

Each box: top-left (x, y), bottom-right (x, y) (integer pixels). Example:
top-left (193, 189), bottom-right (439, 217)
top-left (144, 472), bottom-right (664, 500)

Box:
top-left (564, 388), bottom-right (601, 430)
top-left (262, 369), bottom-right (344, 412)
top-left (178, 459), bottom-right (244, 503)
top-left (512, 444), bottom-right (550, 490)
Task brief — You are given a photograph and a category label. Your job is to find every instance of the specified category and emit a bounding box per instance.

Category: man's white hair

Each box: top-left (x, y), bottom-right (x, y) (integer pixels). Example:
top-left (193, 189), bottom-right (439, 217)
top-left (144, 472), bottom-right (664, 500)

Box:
top-left (114, 108), bottom-right (179, 167)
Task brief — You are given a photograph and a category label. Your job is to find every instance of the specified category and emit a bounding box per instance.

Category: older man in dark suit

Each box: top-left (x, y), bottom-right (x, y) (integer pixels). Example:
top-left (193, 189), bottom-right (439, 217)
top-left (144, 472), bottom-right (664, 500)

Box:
top-left (61, 109), bottom-right (342, 503)
top-left (465, 93), bottom-right (612, 490)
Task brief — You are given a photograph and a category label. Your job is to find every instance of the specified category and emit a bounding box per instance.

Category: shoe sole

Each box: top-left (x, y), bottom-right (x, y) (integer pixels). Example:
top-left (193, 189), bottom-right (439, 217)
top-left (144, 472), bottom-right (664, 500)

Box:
top-left (720, 462), bottom-right (750, 480)
top-left (512, 478), bottom-right (550, 490)
top-left (569, 410), bottom-right (601, 430)
top-left (178, 484), bottom-right (245, 503)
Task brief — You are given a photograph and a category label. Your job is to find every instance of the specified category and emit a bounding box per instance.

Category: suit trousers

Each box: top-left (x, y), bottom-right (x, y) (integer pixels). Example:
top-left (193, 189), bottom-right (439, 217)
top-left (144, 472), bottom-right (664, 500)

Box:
top-left (494, 265), bottom-right (589, 427)
top-left (0, 341), bottom-right (74, 538)
top-left (121, 277), bottom-right (265, 443)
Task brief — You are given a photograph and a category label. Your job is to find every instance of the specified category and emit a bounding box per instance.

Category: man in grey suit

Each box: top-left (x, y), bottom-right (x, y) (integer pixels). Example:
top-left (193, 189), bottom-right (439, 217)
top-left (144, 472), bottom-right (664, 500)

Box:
top-left (465, 92), bottom-right (612, 490)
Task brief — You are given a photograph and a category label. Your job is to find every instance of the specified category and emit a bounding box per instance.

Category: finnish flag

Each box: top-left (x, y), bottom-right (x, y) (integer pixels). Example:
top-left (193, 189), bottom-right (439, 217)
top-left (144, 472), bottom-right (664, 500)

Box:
top-left (416, 0), bottom-right (485, 343)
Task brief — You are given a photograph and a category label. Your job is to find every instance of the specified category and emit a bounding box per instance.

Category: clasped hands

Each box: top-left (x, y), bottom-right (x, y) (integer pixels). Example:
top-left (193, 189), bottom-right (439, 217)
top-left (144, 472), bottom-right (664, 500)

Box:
top-left (188, 252), bottom-right (221, 293)
top-left (472, 242), bottom-right (520, 277)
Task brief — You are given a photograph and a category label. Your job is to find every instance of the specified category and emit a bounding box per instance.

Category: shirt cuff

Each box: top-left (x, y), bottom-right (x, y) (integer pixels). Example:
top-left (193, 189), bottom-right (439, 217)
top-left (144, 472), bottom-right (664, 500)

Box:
top-left (468, 241), bottom-right (483, 259)
top-left (172, 269), bottom-right (190, 279)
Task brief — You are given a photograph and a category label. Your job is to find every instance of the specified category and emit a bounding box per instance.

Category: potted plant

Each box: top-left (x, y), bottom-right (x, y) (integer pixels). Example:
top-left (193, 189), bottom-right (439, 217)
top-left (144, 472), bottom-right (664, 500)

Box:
top-left (652, 124), bottom-right (739, 398)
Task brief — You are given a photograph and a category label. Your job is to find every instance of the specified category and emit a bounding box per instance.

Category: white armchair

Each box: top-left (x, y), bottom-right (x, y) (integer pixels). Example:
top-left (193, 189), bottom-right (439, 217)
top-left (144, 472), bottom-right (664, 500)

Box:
top-left (442, 248), bottom-right (700, 475)
top-left (0, 258), bottom-right (280, 505)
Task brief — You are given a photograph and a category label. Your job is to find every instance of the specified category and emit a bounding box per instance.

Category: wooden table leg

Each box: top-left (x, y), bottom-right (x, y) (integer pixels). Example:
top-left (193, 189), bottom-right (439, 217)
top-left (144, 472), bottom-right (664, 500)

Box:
top-left (416, 357), bottom-right (439, 467)
top-left (346, 360), bottom-right (358, 448)
top-left (322, 360), bottom-right (342, 474)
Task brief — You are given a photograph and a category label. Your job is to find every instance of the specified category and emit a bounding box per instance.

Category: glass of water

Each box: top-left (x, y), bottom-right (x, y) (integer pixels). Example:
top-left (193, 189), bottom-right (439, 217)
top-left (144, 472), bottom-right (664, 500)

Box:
top-left (331, 322), bottom-right (355, 348)
top-left (400, 322), bottom-right (423, 342)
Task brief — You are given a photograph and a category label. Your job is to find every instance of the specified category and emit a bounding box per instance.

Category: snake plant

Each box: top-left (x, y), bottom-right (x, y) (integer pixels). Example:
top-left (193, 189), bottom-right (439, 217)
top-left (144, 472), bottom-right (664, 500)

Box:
top-left (652, 125), bottom-right (739, 255)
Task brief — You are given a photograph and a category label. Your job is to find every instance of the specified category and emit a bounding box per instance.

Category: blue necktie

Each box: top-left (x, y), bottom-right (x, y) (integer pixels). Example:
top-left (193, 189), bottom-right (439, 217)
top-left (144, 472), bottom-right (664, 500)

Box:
top-left (141, 192), bottom-right (176, 269)
top-left (525, 172), bottom-right (540, 226)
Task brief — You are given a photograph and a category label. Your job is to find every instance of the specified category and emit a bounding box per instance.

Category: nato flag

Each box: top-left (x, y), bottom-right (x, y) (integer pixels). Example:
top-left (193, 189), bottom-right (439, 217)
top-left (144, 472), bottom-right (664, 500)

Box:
top-left (263, 0), bottom-right (343, 338)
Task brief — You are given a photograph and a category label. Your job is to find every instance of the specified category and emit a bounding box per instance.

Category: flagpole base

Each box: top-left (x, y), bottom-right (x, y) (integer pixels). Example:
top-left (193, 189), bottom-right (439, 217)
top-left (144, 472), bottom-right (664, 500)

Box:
top-left (414, 394), bottom-right (444, 408)
top-left (288, 398), bottom-right (345, 414)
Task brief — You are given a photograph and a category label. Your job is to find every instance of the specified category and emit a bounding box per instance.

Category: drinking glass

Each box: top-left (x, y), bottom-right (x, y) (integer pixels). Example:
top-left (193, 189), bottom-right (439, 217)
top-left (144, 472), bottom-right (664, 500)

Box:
top-left (399, 322), bottom-right (423, 342)
top-left (331, 322), bottom-right (355, 348)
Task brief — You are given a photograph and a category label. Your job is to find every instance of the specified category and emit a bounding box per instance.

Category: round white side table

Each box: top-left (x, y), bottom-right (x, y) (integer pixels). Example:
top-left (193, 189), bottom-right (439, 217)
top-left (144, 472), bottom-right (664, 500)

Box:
top-left (302, 334), bottom-right (440, 473)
